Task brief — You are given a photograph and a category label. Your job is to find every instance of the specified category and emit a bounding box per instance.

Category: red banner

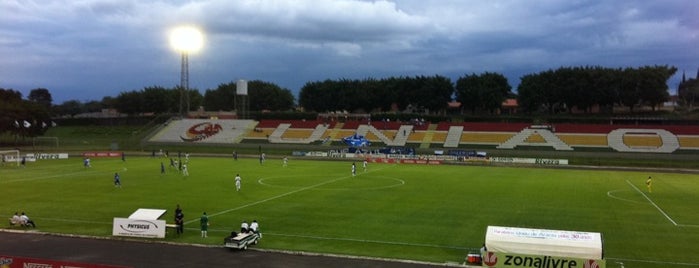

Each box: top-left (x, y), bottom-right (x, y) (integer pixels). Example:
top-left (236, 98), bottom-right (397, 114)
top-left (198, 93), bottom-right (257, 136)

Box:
top-left (365, 157), bottom-right (441, 165)
top-left (399, 159), bottom-right (441, 165)
top-left (366, 157), bottom-right (396, 164)
top-left (0, 255), bottom-right (130, 268)
top-left (82, 152), bottom-right (122, 157)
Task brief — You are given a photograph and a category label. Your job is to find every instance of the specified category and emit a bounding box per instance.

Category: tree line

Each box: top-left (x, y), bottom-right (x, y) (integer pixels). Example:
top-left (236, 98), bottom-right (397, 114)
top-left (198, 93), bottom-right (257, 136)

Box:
top-left (2, 64), bottom-right (692, 138)
top-left (0, 88), bottom-right (52, 137)
top-left (300, 65), bottom-right (678, 115)
top-left (518, 65), bottom-right (677, 114)
top-left (49, 80), bottom-right (295, 116)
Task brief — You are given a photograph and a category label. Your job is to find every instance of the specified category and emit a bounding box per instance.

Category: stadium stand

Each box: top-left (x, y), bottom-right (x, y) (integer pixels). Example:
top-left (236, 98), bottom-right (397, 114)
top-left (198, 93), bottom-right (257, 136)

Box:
top-left (607, 129), bottom-right (679, 153)
top-left (679, 136), bottom-right (699, 148)
top-left (149, 119), bottom-right (699, 152)
top-left (430, 132), bottom-right (448, 143)
top-left (557, 134), bottom-right (608, 147)
top-left (497, 128), bottom-right (573, 150)
top-left (268, 123), bottom-right (328, 144)
top-left (622, 135), bottom-right (663, 147)
top-left (443, 126), bottom-right (463, 148)
top-left (149, 119), bottom-right (256, 143)
top-left (461, 132), bottom-right (514, 144)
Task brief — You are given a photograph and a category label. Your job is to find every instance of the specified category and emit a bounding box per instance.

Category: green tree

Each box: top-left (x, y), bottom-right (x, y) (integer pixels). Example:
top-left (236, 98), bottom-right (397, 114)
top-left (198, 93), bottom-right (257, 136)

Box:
top-left (203, 82), bottom-right (236, 111)
top-left (679, 78), bottom-right (699, 109)
top-left (142, 86), bottom-right (175, 114)
top-left (517, 70), bottom-right (561, 114)
top-left (248, 80), bottom-right (295, 111)
top-left (456, 72), bottom-right (511, 114)
top-left (115, 90), bottom-right (144, 115)
top-left (53, 100), bottom-right (83, 117)
top-left (299, 80), bottom-right (336, 112)
top-left (28, 88), bottom-right (53, 110)
top-left (638, 65), bottom-right (676, 111)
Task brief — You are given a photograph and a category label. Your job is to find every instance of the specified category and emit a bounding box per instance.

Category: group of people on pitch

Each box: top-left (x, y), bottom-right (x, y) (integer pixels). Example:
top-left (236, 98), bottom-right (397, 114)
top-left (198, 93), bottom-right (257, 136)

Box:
top-left (8, 211), bottom-right (36, 228)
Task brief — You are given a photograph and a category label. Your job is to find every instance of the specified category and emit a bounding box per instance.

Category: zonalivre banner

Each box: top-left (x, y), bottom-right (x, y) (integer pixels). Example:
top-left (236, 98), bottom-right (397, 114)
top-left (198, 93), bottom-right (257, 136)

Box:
top-left (481, 251), bottom-right (605, 268)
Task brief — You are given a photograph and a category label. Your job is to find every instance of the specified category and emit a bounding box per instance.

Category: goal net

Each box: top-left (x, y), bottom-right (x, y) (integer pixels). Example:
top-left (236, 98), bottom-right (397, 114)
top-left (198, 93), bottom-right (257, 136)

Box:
top-left (0, 150), bottom-right (20, 167)
top-left (33, 136), bottom-right (59, 151)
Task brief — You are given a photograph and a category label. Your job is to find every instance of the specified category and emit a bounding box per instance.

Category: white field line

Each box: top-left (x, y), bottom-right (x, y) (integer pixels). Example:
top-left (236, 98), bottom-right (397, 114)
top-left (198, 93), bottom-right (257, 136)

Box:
top-left (0, 170), bottom-right (104, 184)
top-left (184, 165), bottom-right (393, 225)
top-left (6, 216), bottom-right (469, 251)
top-left (12, 216), bottom-right (699, 266)
top-left (607, 257), bottom-right (699, 267)
top-left (606, 189), bottom-right (645, 204)
top-left (626, 180), bottom-right (678, 226)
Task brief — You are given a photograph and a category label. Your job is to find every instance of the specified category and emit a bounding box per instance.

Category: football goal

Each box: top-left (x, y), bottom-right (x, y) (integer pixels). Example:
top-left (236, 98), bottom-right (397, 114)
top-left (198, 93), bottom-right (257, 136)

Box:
top-left (0, 149), bottom-right (20, 167)
top-left (33, 136), bottom-right (59, 151)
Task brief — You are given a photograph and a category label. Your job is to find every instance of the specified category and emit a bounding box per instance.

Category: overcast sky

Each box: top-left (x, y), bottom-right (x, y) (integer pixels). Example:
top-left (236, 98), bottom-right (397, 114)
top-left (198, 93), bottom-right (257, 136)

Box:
top-left (2, 0), bottom-right (699, 103)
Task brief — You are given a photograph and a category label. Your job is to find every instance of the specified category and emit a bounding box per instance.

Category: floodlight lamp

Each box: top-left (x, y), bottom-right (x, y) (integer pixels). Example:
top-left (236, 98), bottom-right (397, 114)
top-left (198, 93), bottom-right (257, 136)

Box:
top-left (169, 26), bottom-right (204, 53)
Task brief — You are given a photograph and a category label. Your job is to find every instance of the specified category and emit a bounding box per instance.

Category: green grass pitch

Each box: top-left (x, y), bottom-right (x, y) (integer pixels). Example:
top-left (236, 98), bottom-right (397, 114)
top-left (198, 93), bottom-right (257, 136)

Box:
top-left (2, 156), bottom-right (698, 267)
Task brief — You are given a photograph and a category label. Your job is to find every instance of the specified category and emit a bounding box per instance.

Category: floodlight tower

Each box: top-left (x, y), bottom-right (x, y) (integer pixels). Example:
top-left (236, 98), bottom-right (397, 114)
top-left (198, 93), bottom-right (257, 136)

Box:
top-left (169, 26), bottom-right (204, 118)
top-left (236, 79), bottom-right (249, 119)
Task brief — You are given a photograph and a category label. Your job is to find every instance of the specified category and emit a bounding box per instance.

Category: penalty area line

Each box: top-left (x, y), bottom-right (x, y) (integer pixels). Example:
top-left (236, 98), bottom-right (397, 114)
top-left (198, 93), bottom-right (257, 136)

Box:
top-left (185, 165), bottom-right (394, 225)
top-left (626, 180), bottom-right (678, 226)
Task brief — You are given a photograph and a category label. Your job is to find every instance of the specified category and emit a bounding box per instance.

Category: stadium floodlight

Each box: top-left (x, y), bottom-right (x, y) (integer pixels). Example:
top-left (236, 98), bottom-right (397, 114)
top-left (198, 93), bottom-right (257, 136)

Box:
top-left (169, 26), bottom-right (204, 117)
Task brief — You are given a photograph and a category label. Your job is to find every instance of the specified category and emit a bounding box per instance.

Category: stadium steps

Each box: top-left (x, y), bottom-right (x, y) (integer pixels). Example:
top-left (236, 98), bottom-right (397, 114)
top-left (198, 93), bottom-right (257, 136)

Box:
top-left (607, 129), bottom-right (679, 153)
top-left (393, 125), bottom-right (413, 146)
top-left (321, 123), bottom-right (344, 146)
top-left (419, 123), bottom-right (438, 148)
top-left (268, 123), bottom-right (291, 141)
top-left (356, 125), bottom-right (411, 146)
top-left (268, 123), bottom-right (329, 144)
top-left (148, 119), bottom-right (256, 143)
top-left (235, 121), bottom-right (259, 143)
top-left (443, 126), bottom-right (463, 148)
top-left (497, 128), bottom-right (573, 150)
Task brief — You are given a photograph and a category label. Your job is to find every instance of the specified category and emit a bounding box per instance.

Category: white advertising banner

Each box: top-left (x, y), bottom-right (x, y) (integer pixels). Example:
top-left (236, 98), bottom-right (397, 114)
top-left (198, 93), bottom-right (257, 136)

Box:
top-left (486, 226), bottom-right (603, 259)
top-left (32, 153), bottom-right (69, 160)
top-left (112, 218), bottom-right (166, 238)
top-left (490, 157), bottom-right (568, 165)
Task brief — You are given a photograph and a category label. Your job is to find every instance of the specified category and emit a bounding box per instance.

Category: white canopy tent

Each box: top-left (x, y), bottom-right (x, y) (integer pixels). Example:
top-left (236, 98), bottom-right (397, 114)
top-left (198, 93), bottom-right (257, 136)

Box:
top-left (485, 226), bottom-right (603, 260)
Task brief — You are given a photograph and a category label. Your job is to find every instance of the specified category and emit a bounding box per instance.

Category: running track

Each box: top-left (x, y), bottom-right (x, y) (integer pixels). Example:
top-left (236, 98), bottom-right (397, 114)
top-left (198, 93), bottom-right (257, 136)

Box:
top-left (0, 231), bottom-right (458, 268)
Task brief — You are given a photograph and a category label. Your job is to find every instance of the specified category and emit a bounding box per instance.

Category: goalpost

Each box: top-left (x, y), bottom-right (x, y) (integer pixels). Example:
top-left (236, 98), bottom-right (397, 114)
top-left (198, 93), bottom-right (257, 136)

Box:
top-left (33, 136), bottom-right (59, 151)
top-left (0, 150), bottom-right (20, 167)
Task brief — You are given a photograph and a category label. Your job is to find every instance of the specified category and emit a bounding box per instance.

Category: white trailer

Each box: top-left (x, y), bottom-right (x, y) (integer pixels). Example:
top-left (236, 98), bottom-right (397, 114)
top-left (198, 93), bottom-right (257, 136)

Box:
top-left (482, 226), bottom-right (605, 268)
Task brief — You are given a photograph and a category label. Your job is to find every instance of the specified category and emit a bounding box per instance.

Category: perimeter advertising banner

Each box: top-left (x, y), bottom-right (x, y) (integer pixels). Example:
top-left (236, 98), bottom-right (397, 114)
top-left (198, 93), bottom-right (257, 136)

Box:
top-left (481, 251), bottom-right (606, 268)
top-left (83, 152), bottom-right (122, 158)
top-left (489, 157), bottom-right (569, 165)
top-left (484, 226), bottom-right (605, 268)
top-left (32, 153), bottom-right (69, 160)
top-left (112, 218), bottom-right (166, 238)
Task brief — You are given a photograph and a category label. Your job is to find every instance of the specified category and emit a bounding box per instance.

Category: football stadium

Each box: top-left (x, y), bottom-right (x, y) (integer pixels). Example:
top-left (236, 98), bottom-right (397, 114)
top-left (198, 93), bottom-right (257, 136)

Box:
top-left (2, 117), bottom-right (699, 268)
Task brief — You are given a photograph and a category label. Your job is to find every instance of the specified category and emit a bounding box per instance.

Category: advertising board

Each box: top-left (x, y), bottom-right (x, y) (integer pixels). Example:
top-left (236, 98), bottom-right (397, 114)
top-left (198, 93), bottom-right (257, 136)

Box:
top-left (112, 218), bottom-right (166, 238)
